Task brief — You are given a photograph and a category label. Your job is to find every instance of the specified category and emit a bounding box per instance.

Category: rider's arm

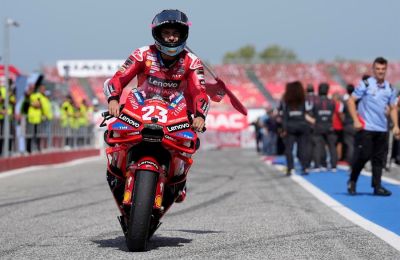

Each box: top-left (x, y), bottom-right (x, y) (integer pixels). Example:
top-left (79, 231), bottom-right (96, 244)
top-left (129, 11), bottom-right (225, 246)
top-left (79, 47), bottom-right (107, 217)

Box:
top-left (104, 49), bottom-right (146, 103)
top-left (186, 64), bottom-right (210, 120)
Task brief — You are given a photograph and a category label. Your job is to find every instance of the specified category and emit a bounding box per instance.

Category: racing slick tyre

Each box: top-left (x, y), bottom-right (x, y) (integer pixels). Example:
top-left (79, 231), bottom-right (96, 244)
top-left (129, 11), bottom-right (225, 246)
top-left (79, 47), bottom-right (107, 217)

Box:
top-left (126, 170), bottom-right (158, 252)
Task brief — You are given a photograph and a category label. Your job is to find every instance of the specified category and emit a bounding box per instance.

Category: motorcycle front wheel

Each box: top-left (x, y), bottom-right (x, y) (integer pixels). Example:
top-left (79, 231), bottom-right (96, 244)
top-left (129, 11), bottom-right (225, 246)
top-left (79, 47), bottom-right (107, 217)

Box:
top-left (126, 170), bottom-right (158, 252)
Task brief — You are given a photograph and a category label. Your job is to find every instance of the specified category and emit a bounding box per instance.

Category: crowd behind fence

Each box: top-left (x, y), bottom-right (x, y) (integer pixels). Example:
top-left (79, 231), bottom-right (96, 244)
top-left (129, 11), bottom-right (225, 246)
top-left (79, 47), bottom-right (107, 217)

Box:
top-left (0, 79), bottom-right (97, 157)
top-left (0, 117), bottom-right (95, 157)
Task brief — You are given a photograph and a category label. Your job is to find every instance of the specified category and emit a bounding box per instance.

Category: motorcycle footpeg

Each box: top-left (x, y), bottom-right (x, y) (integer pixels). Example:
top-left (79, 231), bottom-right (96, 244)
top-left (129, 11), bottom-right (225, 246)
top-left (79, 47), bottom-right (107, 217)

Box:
top-left (117, 215), bottom-right (128, 235)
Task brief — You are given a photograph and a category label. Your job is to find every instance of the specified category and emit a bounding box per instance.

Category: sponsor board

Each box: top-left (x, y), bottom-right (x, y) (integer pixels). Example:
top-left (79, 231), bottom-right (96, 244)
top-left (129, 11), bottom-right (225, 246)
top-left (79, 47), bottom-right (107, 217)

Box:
top-left (206, 111), bottom-right (247, 130)
top-left (57, 60), bottom-right (124, 77)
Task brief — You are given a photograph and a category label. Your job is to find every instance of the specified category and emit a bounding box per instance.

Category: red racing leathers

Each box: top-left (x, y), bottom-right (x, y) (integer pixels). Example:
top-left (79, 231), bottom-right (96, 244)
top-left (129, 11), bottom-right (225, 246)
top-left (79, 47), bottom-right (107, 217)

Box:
top-left (104, 45), bottom-right (210, 119)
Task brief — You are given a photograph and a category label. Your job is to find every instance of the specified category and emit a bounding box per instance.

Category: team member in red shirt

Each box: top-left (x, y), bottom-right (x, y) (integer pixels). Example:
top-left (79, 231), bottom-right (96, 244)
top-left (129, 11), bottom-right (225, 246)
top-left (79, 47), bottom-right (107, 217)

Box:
top-left (332, 92), bottom-right (345, 162)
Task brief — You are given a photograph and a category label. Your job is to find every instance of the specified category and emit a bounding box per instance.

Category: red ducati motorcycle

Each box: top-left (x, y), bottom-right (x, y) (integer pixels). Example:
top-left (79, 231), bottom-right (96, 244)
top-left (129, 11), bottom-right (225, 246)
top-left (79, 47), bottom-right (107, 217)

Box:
top-left (100, 89), bottom-right (201, 251)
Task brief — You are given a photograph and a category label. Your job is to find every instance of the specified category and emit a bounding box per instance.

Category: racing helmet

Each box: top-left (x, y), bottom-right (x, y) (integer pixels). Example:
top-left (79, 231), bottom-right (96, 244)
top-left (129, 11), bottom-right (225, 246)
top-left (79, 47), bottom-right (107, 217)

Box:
top-left (152, 9), bottom-right (189, 56)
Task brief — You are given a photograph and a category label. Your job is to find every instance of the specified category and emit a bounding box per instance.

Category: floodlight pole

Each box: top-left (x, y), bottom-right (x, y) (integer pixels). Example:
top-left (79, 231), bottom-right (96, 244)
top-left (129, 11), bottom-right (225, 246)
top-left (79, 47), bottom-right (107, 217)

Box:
top-left (2, 18), bottom-right (19, 157)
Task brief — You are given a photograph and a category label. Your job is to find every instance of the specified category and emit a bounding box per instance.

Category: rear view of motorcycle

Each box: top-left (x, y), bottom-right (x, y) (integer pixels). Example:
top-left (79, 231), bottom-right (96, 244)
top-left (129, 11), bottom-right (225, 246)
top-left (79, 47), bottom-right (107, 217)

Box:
top-left (100, 90), bottom-right (201, 251)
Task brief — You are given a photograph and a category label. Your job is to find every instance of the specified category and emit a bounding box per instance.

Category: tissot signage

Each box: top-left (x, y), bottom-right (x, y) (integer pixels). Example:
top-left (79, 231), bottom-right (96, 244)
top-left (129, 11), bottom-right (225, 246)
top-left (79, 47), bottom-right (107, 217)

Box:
top-left (56, 60), bottom-right (124, 77)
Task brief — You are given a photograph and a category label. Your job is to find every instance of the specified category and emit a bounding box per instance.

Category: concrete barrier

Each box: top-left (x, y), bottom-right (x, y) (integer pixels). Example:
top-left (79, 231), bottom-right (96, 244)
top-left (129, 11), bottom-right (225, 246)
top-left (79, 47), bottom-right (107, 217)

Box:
top-left (0, 149), bottom-right (101, 173)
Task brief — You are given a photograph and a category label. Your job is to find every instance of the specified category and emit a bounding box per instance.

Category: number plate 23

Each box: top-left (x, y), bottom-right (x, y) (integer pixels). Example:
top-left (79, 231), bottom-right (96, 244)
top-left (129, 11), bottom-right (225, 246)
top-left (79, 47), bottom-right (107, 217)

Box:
top-left (142, 105), bottom-right (168, 123)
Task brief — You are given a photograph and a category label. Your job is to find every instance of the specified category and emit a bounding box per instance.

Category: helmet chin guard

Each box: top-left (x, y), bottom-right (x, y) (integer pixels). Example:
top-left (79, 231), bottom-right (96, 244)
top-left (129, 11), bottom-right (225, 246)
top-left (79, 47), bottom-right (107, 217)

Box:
top-left (154, 40), bottom-right (186, 57)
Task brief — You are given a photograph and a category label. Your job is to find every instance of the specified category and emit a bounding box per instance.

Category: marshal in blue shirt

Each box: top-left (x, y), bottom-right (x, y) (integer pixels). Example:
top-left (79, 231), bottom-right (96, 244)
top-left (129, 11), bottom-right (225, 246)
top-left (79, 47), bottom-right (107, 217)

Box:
top-left (352, 77), bottom-right (397, 132)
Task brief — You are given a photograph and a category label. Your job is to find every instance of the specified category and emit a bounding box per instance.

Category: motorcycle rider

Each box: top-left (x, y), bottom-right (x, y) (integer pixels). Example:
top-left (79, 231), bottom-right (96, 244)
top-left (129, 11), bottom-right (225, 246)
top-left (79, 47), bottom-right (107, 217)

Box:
top-left (103, 9), bottom-right (210, 203)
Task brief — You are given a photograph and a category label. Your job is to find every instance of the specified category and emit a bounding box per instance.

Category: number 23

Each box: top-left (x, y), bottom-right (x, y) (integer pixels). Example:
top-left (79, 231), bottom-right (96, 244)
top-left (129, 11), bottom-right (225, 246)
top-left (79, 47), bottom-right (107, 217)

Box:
top-left (142, 106), bottom-right (168, 123)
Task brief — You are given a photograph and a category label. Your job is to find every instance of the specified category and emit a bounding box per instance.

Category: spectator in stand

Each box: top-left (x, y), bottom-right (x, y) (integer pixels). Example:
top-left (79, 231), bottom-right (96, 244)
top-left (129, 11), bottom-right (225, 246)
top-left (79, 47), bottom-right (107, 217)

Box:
top-left (347, 57), bottom-right (399, 196)
top-left (332, 92), bottom-right (345, 161)
top-left (312, 83), bottom-right (337, 171)
top-left (264, 108), bottom-right (278, 155)
top-left (279, 81), bottom-right (315, 176)
top-left (342, 84), bottom-right (356, 164)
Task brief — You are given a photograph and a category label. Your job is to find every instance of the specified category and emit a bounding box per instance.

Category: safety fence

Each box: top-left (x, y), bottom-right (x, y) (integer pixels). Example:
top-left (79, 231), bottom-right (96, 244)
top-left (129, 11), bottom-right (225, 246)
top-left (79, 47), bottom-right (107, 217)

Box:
top-left (0, 117), bottom-right (95, 157)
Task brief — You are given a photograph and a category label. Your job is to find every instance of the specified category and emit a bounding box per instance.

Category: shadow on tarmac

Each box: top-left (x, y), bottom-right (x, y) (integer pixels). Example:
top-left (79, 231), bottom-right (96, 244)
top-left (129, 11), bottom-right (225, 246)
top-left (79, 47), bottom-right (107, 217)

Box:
top-left (334, 192), bottom-right (377, 196)
top-left (92, 234), bottom-right (192, 252)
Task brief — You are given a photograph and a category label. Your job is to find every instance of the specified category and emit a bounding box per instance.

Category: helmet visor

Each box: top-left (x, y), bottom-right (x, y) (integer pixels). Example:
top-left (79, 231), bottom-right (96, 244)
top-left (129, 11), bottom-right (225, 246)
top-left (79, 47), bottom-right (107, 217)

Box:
top-left (152, 10), bottom-right (189, 26)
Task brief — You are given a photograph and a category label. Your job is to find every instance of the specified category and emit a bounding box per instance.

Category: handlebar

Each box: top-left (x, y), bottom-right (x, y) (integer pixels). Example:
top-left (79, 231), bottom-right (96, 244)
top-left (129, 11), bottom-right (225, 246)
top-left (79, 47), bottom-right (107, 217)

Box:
top-left (100, 110), bottom-right (206, 132)
top-left (102, 111), bottom-right (110, 118)
top-left (99, 111), bottom-right (113, 127)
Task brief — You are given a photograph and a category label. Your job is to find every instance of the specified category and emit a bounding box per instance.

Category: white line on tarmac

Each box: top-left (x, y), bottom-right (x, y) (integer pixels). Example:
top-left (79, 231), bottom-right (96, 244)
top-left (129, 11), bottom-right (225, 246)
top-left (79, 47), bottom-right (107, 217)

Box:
top-left (289, 174), bottom-right (400, 251)
top-left (0, 156), bottom-right (103, 179)
top-left (262, 158), bottom-right (400, 251)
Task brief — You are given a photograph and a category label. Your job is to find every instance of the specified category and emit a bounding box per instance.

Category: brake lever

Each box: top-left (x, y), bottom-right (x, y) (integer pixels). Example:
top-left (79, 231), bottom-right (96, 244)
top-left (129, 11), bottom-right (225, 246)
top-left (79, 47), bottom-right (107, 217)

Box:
top-left (194, 126), bottom-right (207, 133)
top-left (99, 111), bottom-right (114, 127)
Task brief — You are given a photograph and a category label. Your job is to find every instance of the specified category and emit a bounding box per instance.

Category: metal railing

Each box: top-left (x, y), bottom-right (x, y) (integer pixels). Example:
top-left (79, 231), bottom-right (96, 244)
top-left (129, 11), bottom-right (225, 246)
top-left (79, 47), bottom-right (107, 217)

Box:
top-left (0, 117), bottom-right (95, 157)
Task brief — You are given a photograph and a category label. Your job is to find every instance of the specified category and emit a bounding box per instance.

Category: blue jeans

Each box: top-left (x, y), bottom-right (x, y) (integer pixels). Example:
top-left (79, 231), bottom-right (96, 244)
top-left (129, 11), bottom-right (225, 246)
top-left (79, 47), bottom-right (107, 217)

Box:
top-left (263, 132), bottom-right (277, 155)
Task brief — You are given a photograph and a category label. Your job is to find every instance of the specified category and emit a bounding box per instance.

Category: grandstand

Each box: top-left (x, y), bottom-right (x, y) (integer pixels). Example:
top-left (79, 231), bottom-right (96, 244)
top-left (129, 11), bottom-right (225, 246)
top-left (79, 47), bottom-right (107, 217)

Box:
top-left (212, 64), bottom-right (269, 109)
top-left (87, 77), bottom-right (108, 105)
top-left (335, 61), bottom-right (400, 86)
top-left (41, 61), bottom-right (400, 110)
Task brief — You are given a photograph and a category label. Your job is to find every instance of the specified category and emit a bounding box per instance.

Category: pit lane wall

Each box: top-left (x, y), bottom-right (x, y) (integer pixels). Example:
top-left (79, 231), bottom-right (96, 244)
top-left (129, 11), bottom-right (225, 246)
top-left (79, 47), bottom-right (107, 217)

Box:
top-left (201, 109), bottom-right (265, 149)
top-left (0, 148), bottom-right (100, 173)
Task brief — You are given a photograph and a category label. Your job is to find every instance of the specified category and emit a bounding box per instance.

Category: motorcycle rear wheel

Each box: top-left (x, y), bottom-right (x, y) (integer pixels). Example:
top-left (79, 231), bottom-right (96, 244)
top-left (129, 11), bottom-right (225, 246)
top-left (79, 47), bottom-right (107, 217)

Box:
top-left (126, 170), bottom-right (158, 252)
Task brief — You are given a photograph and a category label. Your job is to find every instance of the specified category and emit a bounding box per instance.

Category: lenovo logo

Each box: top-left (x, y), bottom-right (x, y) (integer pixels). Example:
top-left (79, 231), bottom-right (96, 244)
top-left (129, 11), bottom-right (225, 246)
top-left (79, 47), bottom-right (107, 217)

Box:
top-left (148, 76), bottom-right (180, 88)
top-left (167, 122), bottom-right (190, 132)
top-left (118, 114), bottom-right (141, 128)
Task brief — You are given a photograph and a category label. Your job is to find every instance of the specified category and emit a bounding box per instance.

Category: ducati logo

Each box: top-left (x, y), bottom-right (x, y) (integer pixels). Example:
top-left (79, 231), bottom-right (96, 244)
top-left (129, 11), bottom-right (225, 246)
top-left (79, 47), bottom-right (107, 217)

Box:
top-left (138, 160), bottom-right (159, 170)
